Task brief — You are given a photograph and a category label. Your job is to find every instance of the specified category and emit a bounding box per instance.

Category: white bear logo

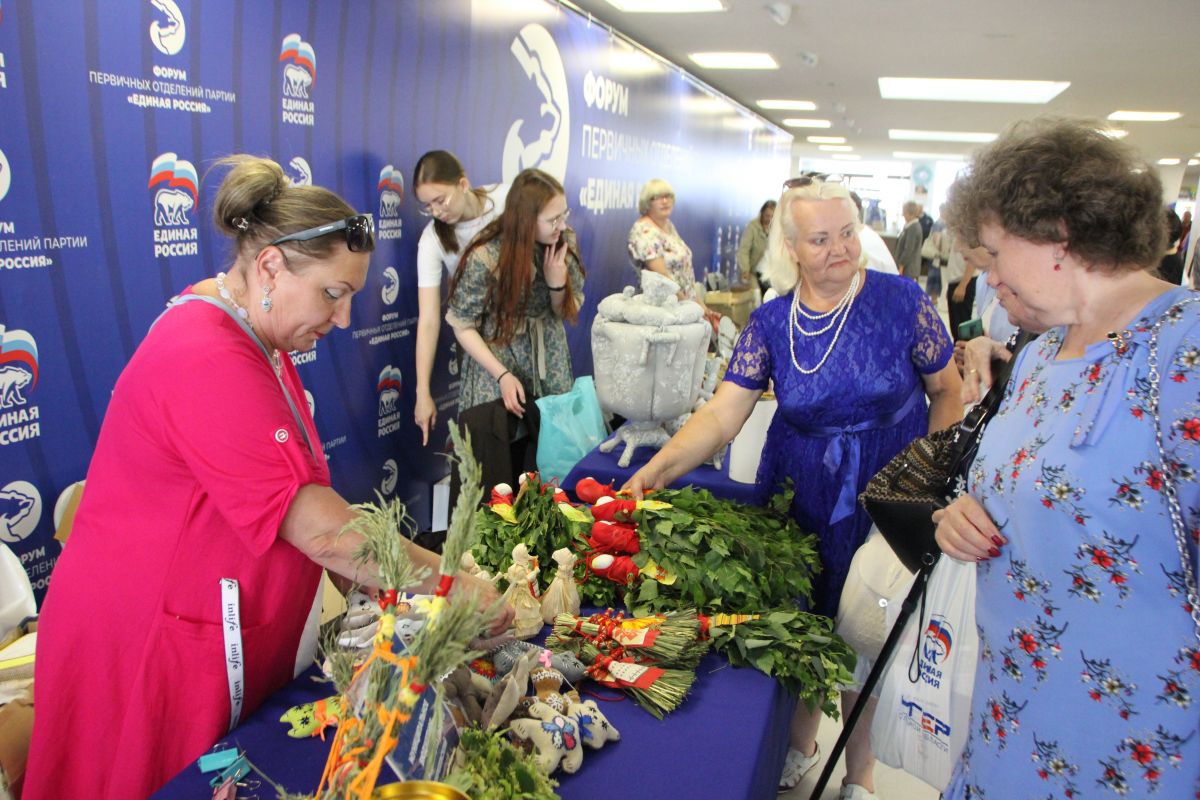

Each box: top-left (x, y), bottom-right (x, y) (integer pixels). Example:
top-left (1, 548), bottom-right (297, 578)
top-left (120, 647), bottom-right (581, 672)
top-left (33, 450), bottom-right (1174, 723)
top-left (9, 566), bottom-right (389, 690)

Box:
top-left (379, 190), bottom-right (401, 219)
top-left (154, 188), bottom-right (194, 226)
top-left (0, 366), bottom-right (32, 409)
top-left (0, 148), bottom-right (10, 204)
top-left (378, 388), bottom-right (400, 417)
top-left (283, 63), bottom-right (313, 98)
top-left (380, 460), bottom-right (398, 495)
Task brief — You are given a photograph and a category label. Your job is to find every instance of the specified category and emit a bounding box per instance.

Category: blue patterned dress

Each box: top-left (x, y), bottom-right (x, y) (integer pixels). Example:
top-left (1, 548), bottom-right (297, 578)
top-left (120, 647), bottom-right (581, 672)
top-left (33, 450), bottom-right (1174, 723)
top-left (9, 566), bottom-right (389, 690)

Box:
top-left (945, 287), bottom-right (1200, 799)
top-left (725, 271), bottom-right (953, 616)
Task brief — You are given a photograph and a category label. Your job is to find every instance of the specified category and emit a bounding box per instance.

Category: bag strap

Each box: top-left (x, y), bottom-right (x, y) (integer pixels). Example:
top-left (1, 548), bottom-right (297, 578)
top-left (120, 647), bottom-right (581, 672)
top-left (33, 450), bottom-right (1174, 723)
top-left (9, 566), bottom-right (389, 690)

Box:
top-left (1145, 299), bottom-right (1200, 644)
top-left (943, 329), bottom-right (1036, 491)
top-left (152, 294), bottom-right (315, 455)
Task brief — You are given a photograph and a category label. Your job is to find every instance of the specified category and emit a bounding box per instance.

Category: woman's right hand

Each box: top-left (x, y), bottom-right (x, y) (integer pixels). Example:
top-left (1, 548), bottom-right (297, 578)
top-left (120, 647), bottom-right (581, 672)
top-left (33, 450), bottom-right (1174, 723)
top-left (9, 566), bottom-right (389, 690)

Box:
top-left (414, 389), bottom-right (437, 446)
top-left (622, 464), bottom-right (666, 498)
top-left (933, 495), bottom-right (1007, 562)
top-left (499, 372), bottom-right (526, 417)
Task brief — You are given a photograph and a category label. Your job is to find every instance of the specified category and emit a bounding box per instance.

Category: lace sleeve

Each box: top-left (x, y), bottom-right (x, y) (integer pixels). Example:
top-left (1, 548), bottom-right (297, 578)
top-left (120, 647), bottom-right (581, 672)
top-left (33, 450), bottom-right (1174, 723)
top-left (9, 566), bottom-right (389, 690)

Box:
top-left (910, 288), bottom-right (954, 373)
top-left (724, 309), bottom-right (772, 390)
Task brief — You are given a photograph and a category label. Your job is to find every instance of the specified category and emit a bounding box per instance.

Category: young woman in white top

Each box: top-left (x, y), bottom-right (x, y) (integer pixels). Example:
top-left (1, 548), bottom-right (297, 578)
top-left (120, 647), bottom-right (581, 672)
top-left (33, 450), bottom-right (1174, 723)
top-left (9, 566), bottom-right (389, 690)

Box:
top-left (412, 151), bottom-right (504, 444)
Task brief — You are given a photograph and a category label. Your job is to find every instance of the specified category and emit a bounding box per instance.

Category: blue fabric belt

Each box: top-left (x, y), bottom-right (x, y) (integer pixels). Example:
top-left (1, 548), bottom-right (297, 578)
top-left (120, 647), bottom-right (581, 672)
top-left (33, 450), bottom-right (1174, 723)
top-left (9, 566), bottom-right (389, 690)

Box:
top-left (790, 383), bottom-right (926, 524)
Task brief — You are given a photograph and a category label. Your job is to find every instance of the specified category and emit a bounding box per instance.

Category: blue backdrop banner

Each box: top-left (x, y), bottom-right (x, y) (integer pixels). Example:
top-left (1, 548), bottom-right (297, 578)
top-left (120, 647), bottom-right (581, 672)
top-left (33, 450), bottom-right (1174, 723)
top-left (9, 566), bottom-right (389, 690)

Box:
top-left (0, 0), bottom-right (789, 600)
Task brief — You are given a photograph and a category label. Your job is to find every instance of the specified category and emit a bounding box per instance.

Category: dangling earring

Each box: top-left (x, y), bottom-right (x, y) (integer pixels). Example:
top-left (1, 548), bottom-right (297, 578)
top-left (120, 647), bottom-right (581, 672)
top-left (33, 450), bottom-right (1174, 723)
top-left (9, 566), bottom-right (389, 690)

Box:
top-left (1053, 263), bottom-right (1061, 271)
top-left (261, 285), bottom-right (274, 312)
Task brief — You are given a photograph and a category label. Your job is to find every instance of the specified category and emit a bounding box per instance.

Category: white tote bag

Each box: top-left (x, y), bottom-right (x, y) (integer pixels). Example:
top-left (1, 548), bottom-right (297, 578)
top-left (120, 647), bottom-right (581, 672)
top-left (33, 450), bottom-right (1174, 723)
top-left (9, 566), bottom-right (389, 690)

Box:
top-left (870, 555), bottom-right (978, 791)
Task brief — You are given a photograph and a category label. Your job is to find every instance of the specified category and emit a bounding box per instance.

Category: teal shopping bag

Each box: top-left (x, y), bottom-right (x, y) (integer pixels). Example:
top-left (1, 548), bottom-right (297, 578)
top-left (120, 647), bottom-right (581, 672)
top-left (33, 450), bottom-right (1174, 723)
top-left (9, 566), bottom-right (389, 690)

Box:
top-left (534, 376), bottom-right (607, 483)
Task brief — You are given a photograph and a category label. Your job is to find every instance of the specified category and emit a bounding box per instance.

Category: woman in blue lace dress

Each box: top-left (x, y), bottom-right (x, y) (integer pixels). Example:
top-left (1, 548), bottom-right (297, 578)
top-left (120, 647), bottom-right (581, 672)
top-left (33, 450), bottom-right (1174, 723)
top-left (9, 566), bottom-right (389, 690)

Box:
top-left (935, 118), bottom-right (1200, 799)
top-left (626, 176), bottom-right (962, 799)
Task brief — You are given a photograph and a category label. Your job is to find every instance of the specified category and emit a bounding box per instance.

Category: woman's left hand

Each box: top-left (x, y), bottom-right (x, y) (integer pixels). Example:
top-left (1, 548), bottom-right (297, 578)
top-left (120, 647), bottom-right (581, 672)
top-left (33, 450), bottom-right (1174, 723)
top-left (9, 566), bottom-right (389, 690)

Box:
top-left (544, 238), bottom-right (569, 288)
top-left (933, 494), bottom-right (1007, 562)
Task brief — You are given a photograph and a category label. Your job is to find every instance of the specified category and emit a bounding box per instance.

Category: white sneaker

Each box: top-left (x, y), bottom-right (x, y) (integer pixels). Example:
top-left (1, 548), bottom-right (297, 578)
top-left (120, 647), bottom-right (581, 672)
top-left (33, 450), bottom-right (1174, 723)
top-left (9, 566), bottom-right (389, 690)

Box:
top-left (777, 743), bottom-right (821, 792)
top-left (837, 784), bottom-right (878, 800)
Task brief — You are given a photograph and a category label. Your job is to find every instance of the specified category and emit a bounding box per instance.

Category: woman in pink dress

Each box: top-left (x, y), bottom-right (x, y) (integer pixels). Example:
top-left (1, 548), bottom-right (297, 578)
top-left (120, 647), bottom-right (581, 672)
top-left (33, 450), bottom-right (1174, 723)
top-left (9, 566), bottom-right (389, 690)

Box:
top-left (23, 156), bottom-right (507, 799)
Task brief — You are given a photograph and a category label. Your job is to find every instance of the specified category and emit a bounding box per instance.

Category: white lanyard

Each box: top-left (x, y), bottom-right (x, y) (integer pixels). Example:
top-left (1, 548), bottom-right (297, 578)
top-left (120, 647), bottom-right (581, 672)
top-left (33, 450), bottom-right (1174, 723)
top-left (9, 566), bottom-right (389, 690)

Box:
top-left (220, 578), bottom-right (245, 732)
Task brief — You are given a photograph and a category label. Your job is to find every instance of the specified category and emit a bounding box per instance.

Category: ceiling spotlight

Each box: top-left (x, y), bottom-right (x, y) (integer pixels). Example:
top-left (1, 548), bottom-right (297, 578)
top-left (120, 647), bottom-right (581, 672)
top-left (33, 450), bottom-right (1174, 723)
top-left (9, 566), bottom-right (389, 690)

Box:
top-left (765, 1), bottom-right (792, 26)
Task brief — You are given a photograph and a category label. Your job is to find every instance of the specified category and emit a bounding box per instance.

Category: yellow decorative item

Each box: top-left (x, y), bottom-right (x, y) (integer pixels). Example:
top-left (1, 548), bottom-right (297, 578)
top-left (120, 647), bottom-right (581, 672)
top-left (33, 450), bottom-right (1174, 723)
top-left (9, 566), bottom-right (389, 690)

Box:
top-left (636, 499), bottom-right (672, 511)
top-left (640, 557), bottom-right (676, 585)
top-left (489, 503), bottom-right (517, 523)
top-left (280, 695), bottom-right (347, 739)
top-left (556, 502), bottom-right (588, 522)
top-left (372, 781), bottom-right (470, 800)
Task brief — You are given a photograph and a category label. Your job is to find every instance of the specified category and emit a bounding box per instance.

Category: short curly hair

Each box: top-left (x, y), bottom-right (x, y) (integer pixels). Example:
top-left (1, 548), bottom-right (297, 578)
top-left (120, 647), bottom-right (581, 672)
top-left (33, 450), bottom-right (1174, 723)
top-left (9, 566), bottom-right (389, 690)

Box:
top-left (943, 117), bottom-right (1165, 273)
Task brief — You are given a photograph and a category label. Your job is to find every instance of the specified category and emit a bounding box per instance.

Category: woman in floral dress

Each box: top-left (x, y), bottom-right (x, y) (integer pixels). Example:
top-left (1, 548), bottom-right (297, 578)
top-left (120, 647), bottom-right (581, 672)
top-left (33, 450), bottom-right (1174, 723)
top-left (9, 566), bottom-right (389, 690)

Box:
top-left (936, 117), bottom-right (1200, 798)
top-left (446, 168), bottom-right (585, 418)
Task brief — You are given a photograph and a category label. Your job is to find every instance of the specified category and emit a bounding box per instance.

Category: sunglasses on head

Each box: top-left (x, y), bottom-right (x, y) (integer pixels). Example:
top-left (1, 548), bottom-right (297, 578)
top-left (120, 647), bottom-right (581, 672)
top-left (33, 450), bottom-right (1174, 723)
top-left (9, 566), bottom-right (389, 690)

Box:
top-left (782, 173), bottom-right (845, 190)
top-left (270, 214), bottom-right (376, 253)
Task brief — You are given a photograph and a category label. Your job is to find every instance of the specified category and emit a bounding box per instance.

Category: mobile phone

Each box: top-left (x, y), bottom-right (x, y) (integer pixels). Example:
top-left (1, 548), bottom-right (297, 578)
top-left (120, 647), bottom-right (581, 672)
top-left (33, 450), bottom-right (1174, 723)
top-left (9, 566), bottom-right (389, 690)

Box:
top-left (958, 318), bottom-right (984, 340)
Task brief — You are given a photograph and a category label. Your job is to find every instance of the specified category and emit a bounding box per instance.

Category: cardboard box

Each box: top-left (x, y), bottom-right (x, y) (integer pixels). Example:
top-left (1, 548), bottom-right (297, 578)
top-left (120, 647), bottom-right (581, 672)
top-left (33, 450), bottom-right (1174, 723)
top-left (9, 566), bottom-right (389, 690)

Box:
top-left (704, 288), bottom-right (755, 328)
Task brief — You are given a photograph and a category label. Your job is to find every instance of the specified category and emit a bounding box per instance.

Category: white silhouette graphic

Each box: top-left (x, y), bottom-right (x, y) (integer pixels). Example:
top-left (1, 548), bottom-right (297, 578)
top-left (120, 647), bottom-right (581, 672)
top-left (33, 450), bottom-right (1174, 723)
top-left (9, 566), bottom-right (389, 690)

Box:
top-left (380, 460), bottom-right (398, 495)
top-left (149, 0), bottom-right (186, 56)
top-left (286, 156), bottom-right (312, 187)
top-left (502, 24), bottom-right (570, 184)
top-left (379, 189), bottom-right (401, 218)
top-left (0, 366), bottom-right (32, 409)
top-left (154, 188), bottom-right (193, 226)
top-left (378, 388), bottom-right (400, 416)
top-left (0, 482), bottom-right (42, 544)
top-left (283, 63), bottom-right (313, 98)
top-left (0, 149), bottom-right (10, 203)
top-left (381, 267), bottom-right (399, 305)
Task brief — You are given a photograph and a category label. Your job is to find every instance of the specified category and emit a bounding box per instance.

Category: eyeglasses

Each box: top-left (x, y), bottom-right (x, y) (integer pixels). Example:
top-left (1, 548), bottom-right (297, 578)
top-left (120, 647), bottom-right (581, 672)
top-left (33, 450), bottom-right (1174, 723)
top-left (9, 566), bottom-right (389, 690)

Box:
top-left (651, 194), bottom-right (674, 202)
top-left (270, 214), bottom-right (376, 253)
top-left (416, 189), bottom-right (457, 217)
top-left (542, 208), bottom-right (571, 229)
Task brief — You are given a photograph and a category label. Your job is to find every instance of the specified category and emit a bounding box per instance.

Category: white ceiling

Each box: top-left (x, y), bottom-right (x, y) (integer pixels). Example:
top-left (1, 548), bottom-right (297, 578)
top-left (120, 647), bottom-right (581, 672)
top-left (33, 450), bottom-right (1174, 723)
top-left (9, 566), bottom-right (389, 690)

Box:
top-left (564, 0), bottom-right (1200, 182)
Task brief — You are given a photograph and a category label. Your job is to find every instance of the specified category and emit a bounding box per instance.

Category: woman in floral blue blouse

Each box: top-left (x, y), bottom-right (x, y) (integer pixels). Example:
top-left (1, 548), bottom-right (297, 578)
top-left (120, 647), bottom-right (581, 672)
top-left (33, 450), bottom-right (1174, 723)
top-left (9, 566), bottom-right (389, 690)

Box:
top-left (935, 117), bottom-right (1200, 798)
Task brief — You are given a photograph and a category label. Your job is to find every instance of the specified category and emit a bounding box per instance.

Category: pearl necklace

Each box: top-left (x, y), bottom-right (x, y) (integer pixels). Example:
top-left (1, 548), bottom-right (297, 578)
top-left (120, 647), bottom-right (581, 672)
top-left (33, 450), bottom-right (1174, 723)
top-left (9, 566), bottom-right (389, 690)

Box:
top-left (215, 272), bottom-right (250, 321)
top-left (215, 272), bottom-right (283, 376)
top-left (788, 271), bottom-right (860, 375)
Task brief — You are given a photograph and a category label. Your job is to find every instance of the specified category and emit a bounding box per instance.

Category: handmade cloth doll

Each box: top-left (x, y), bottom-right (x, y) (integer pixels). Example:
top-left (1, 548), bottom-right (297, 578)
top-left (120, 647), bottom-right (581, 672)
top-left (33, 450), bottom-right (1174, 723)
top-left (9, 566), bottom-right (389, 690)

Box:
top-left (540, 547), bottom-right (580, 623)
top-left (502, 543), bottom-right (543, 639)
top-left (508, 701), bottom-right (584, 775)
top-left (460, 551), bottom-right (493, 582)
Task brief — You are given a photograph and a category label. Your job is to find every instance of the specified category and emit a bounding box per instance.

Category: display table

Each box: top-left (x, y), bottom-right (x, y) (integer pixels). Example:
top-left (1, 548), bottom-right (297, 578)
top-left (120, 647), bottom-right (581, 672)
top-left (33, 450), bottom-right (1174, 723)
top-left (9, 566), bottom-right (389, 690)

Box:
top-left (563, 439), bottom-right (759, 505)
top-left (153, 647), bottom-right (793, 800)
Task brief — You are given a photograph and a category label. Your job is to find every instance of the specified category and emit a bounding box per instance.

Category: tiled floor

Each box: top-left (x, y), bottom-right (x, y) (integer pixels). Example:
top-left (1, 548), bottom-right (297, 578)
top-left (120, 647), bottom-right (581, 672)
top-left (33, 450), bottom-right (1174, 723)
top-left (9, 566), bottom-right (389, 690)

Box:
top-left (778, 711), bottom-right (940, 800)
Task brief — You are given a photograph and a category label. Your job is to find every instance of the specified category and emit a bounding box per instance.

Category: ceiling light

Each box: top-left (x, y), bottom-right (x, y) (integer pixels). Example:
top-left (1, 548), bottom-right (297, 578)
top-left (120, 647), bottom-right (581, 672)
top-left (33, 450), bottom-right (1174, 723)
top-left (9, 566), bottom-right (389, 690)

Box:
top-left (818, 145), bottom-right (853, 152)
top-left (893, 151), bottom-right (966, 161)
top-left (1189, 159), bottom-right (1200, 167)
top-left (807, 136), bottom-right (846, 144)
top-left (1107, 110), bottom-right (1182, 122)
top-left (1158, 158), bottom-right (1182, 166)
top-left (757, 99), bottom-right (817, 111)
top-left (879, 77), bottom-right (1069, 104)
top-left (783, 118), bottom-right (832, 128)
top-left (765, 1), bottom-right (792, 25)
top-left (688, 52), bottom-right (778, 69)
top-left (1098, 128), bottom-right (1129, 139)
top-left (606, 0), bottom-right (725, 11)
top-left (889, 129), bottom-right (997, 143)
top-left (831, 154), bottom-right (861, 161)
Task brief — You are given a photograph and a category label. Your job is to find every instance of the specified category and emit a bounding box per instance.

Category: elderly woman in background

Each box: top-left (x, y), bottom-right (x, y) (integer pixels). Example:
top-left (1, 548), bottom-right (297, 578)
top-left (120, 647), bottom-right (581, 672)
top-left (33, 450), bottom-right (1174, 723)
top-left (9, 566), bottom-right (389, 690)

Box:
top-left (626, 176), bottom-right (962, 799)
top-left (935, 117), bottom-right (1200, 799)
top-left (628, 178), bottom-right (719, 325)
top-left (24, 156), bottom-right (506, 799)
top-left (737, 198), bottom-right (776, 290)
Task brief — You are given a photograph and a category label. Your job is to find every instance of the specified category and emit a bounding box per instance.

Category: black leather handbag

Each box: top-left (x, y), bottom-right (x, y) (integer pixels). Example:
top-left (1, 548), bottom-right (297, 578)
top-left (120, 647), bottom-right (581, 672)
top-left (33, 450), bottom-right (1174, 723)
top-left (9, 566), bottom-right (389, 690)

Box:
top-left (860, 332), bottom-right (1033, 572)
